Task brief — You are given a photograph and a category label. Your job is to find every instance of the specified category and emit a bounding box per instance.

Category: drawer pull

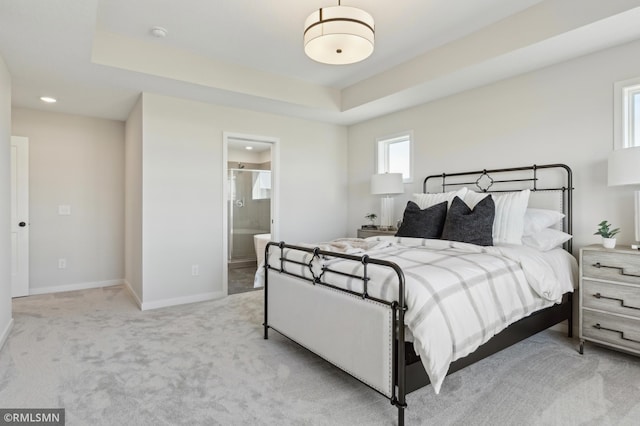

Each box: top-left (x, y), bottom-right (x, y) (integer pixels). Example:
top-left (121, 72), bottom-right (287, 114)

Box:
top-left (593, 323), bottom-right (640, 344)
top-left (593, 292), bottom-right (640, 311)
top-left (592, 262), bottom-right (640, 278)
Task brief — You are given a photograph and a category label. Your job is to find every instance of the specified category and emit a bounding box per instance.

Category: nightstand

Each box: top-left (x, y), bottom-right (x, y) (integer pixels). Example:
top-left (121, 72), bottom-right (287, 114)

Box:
top-left (357, 228), bottom-right (397, 238)
top-left (579, 245), bottom-right (640, 356)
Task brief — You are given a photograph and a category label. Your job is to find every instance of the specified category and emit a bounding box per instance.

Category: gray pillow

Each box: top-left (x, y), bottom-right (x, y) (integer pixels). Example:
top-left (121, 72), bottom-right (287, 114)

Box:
top-left (441, 195), bottom-right (495, 246)
top-left (395, 201), bottom-right (447, 239)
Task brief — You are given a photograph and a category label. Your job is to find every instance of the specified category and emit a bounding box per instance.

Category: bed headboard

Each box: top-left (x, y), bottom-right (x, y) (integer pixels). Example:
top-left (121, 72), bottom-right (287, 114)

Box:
top-left (423, 164), bottom-right (573, 252)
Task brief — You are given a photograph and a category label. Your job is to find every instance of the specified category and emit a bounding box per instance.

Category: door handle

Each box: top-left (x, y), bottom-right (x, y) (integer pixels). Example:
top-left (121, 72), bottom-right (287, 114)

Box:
top-left (18, 222), bottom-right (26, 227)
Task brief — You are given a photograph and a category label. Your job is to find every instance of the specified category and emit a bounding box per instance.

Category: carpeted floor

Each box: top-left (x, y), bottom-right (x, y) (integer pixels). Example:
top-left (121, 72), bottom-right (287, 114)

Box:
top-left (1, 285), bottom-right (639, 425)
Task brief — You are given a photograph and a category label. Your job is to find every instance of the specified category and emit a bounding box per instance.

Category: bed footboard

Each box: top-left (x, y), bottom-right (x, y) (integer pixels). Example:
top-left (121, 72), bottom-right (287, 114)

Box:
top-left (263, 242), bottom-right (408, 425)
top-left (268, 272), bottom-right (394, 396)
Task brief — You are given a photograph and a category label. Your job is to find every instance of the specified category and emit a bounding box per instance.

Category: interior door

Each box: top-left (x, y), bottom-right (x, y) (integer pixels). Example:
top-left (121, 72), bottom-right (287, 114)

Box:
top-left (11, 136), bottom-right (29, 297)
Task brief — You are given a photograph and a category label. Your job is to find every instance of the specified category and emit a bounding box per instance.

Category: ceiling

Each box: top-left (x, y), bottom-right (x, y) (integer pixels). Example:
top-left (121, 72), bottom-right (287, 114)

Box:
top-left (228, 137), bottom-right (271, 154)
top-left (2, 0), bottom-right (640, 125)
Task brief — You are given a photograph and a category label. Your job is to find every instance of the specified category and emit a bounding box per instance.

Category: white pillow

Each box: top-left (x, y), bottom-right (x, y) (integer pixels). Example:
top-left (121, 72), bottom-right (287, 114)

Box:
top-left (463, 190), bottom-right (489, 209)
top-left (412, 187), bottom-right (467, 209)
top-left (522, 228), bottom-right (573, 251)
top-left (464, 189), bottom-right (530, 245)
top-left (523, 208), bottom-right (565, 236)
top-left (493, 189), bottom-right (530, 245)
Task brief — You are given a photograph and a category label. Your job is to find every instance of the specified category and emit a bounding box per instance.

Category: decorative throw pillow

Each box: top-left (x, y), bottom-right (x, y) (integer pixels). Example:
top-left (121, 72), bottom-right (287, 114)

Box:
top-left (464, 189), bottom-right (530, 245)
top-left (492, 189), bottom-right (530, 245)
top-left (412, 187), bottom-right (468, 209)
top-left (395, 201), bottom-right (448, 239)
top-left (441, 195), bottom-right (495, 246)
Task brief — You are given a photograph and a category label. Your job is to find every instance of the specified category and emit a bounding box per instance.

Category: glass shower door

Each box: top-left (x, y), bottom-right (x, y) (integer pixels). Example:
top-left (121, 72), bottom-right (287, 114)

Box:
top-left (228, 169), bottom-right (271, 262)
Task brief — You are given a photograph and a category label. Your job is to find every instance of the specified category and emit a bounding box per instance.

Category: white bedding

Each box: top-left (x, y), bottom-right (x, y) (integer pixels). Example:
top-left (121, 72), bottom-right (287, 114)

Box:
top-left (258, 236), bottom-right (576, 394)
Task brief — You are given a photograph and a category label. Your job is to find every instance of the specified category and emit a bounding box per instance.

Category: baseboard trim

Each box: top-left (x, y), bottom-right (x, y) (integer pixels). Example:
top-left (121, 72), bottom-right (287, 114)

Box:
top-left (122, 281), bottom-right (224, 311)
top-left (0, 318), bottom-right (14, 350)
top-left (141, 291), bottom-right (226, 311)
top-left (29, 279), bottom-right (124, 296)
top-left (123, 279), bottom-right (143, 310)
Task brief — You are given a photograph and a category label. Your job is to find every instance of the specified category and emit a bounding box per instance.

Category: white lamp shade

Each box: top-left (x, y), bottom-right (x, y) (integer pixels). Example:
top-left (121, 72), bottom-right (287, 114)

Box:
top-left (608, 146), bottom-right (640, 243)
top-left (304, 5), bottom-right (374, 65)
top-left (608, 146), bottom-right (640, 186)
top-left (371, 173), bottom-right (404, 195)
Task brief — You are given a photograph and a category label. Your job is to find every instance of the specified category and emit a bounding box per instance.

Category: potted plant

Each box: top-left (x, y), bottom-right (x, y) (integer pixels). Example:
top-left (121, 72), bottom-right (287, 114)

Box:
top-left (363, 213), bottom-right (377, 229)
top-left (594, 220), bottom-right (620, 249)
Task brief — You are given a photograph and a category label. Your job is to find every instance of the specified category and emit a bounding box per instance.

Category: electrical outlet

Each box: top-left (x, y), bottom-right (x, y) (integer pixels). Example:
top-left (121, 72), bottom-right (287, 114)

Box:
top-left (191, 264), bottom-right (199, 276)
top-left (58, 258), bottom-right (66, 269)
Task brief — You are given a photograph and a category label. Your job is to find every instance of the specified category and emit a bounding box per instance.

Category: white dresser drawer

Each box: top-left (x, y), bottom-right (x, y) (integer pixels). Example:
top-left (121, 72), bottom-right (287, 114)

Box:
top-left (582, 279), bottom-right (640, 320)
top-left (582, 310), bottom-right (640, 354)
top-left (582, 250), bottom-right (640, 285)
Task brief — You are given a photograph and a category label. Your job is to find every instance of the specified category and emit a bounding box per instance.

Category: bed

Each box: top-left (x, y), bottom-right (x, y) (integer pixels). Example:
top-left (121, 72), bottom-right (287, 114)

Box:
top-left (260, 164), bottom-right (576, 425)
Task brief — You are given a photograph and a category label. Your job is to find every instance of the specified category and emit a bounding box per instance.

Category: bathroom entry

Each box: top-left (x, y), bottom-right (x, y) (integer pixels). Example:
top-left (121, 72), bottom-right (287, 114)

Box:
top-left (228, 167), bottom-right (271, 262)
top-left (224, 133), bottom-right (277, 295)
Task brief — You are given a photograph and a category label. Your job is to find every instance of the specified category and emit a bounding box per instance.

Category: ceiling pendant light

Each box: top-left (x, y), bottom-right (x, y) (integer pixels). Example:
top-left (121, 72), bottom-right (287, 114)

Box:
top-left (303, 1), bottom-right (375, 65)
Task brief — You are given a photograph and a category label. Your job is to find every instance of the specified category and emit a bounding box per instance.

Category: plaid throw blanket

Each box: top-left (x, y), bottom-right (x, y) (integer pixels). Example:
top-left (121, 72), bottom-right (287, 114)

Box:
top-left (265, 237), bottom-right (572, 394)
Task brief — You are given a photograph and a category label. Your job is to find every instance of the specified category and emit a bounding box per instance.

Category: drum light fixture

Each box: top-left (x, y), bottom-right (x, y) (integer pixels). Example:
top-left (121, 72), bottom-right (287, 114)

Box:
top-left (303, 1), bottom-right (375, 65)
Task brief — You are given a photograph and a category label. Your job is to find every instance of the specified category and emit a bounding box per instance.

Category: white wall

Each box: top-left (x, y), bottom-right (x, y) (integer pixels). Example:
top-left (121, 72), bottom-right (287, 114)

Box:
top-left (11, 108), bottom-right (125, 293)
top-left (347, 38), bottom-right (640, 253)
top-left (136, 93), bottom-right (348, 308)
top-left (125, 97), bottom-right (143, 303)
top-left (0, 54), bottom-right (13, 349)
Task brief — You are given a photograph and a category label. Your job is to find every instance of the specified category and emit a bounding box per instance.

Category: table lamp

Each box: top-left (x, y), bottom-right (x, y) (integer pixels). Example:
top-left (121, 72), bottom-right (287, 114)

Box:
top-left (371, 173), bottom-right (404, 230)
top-left (608, 146), bottom-right (640, 249)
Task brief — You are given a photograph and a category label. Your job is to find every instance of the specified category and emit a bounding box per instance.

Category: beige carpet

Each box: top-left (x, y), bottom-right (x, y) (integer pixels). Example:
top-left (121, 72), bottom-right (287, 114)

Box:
top-left (1, 285), bottom-right (639, 425)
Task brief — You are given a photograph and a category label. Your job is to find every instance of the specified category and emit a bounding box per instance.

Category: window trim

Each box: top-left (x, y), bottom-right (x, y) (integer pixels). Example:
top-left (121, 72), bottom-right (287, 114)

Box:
top-left (375, 130), bottom-right (414, 183)
top-left (614, 76), bottom-right (640, 149)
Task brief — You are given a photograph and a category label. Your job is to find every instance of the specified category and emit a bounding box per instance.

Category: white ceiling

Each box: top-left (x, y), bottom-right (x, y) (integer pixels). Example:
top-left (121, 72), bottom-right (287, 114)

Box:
top-left (2, 0), bottom-right (640, 125)
top-left (228, 137), bottom-right (271, 154)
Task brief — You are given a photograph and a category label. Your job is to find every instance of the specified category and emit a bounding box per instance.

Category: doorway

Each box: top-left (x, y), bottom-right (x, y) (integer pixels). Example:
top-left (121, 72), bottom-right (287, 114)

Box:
top-left (228, 167), bottom-right (271, 264)
top-left (10, 136), bottom-right (29, 298)
top-left (223, 133), bottom-right (278, 295)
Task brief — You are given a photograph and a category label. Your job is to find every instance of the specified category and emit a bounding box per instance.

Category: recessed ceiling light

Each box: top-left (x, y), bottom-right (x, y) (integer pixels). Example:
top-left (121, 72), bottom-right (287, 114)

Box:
top-left (245, 146), bottom-right (253, 150)
top-left (150, 26), bottom-right (168, 38)
top-left (40, 96), bottom-right (57, 103)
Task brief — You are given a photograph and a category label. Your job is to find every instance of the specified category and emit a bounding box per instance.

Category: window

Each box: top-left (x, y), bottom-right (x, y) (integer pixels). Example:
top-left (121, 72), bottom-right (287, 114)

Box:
top-left (252, 171), bottom-right (271, 200)
top-left (631, 87), bottom-right (640, 147)
top-left (376, 131), bottom-right (413, 182)
top-left (614, 77), bottom-right (640, 149)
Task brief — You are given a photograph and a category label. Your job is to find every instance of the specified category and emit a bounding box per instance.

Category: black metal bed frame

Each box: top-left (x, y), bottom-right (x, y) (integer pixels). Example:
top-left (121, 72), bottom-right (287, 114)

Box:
top-left (423, 163), bottom-right (573, 252)
top-left (263, 164), bottom-right (574, 426)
